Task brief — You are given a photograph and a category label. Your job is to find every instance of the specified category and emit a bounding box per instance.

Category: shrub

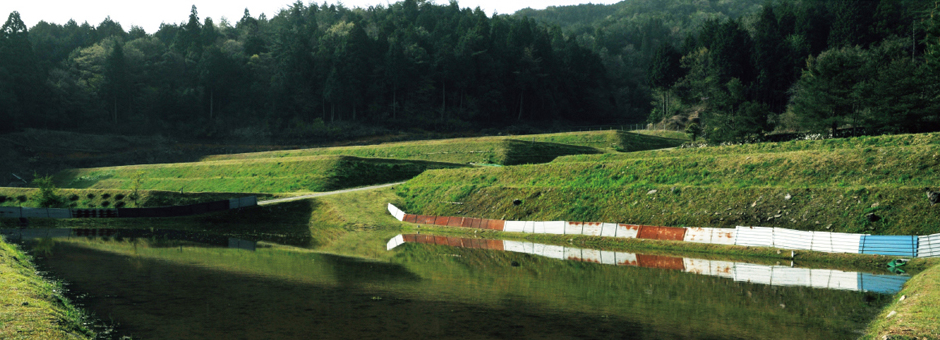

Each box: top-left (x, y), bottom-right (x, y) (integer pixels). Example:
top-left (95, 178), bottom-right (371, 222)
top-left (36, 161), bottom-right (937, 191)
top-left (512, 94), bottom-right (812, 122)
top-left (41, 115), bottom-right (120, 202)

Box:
top-left (17, 195), bottom-right (27, 202)
top-left (101, 193), bottom-right (111, 199)
top-left (100, 201), bottom-right (110, 207)
top-left (86, 193), bottom-right (95, 199)
top-left (115, 194), bottom-right (125, 200)
top-left (115, 201), bottom-right (126, 208)
top-left (69, 194), bottom-right (79, 201)
top-left (0, 195), bottom-right (6, 204)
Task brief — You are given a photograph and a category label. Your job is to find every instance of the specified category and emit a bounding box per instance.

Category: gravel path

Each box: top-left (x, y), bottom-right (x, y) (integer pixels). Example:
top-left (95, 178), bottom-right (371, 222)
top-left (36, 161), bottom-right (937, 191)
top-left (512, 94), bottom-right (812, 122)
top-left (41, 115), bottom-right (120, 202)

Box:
top-left (257, 182), bottom-right (404, 206)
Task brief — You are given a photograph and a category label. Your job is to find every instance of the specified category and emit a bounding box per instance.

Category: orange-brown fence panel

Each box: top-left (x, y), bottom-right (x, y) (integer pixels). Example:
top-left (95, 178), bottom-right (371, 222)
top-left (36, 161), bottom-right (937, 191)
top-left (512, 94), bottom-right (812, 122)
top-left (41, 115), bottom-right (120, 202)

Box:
top-left (637, 226), bottom-right (687, 241)
top-left (635, 254), bottom-right (686, 270)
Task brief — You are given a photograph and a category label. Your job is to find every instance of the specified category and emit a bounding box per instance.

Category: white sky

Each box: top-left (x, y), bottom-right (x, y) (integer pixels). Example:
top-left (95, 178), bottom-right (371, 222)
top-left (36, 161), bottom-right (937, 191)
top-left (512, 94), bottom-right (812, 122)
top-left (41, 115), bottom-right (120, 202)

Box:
top-left (1, 0), bottom-right (620, 34)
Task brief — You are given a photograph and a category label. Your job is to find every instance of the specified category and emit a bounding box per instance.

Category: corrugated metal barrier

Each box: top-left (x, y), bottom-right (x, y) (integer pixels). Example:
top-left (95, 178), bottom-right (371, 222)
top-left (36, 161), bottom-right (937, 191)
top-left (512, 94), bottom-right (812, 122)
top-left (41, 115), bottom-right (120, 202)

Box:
top-left (386, 234), bottom-right (910, 294)
top-left (919, 233), bottom-right (940, 258)
top-left (859, 235), bottom-right (919, 257)
top-left (385, 204), bottom-right (940, 258)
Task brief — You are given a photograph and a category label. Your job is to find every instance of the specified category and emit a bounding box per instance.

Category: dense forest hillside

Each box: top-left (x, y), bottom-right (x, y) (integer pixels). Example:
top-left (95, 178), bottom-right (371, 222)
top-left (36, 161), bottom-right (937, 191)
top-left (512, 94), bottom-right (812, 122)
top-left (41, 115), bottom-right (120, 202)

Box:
top-left (520, 0), bottom-right (939, 142)
top-left (1, 0), bottom-right (939, 143)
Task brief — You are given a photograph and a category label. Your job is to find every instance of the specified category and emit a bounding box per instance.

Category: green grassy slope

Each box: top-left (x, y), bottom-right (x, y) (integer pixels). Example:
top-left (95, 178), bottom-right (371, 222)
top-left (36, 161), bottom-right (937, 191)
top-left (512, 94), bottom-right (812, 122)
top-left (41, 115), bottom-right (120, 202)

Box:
top-left (52, 156), bottom-right (465, 194)
top-left (862, 259), bottom-right (940, 339)
top-left (398, 132), bottom-right (940, 235)
top-left (0, 239), bottom-right (93, 339)
top-left (201, 131), bottom-right (684, 165)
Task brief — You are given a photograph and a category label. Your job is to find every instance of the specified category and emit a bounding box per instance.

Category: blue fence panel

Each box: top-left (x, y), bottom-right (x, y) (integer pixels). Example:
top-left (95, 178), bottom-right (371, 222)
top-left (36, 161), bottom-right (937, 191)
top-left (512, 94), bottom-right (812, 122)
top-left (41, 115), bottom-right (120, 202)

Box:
top-left (858, 273), bottom-right (910, 295)
top-left (859, 235), bottom-right (918, 257)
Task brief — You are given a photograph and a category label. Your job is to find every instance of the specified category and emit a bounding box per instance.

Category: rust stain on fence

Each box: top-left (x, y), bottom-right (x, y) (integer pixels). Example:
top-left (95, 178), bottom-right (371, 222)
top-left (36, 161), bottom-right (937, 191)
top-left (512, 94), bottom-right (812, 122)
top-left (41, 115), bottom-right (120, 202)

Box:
top-left (635, 254), bottom-right (685, 270)
top-left (637, 226), bottom-right (687, 241)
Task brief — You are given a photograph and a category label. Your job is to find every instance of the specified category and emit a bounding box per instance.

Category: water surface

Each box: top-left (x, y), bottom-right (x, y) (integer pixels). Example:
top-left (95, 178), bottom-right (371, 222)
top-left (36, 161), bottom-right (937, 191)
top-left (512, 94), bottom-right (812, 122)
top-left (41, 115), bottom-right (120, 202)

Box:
top-left (3, 228), bottom-right (903, 339)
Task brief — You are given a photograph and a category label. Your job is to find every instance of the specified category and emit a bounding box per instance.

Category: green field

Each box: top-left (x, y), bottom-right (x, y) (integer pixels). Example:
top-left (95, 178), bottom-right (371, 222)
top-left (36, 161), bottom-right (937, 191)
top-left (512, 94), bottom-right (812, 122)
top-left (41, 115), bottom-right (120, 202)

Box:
top-left (202, 131), bottom-right (685, 165)
top-left (52, 155), bottom-right (466, 194)
top-left (397, 132), bottom-right (940, 235)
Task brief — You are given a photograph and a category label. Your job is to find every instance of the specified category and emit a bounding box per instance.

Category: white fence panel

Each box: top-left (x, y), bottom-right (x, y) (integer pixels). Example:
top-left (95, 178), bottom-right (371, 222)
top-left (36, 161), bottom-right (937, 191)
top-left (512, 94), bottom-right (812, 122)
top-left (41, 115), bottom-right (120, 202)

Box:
top-left (386, 234), bottom-right (405, 250)
top-left (772, 267), bottom-right (812, 287)
top-left (616, 252), bottom-right (638, 266)
top-left (615, 224), bottom-right (640, 238)
top-left (582, 249), bottom-right (602, 263)
top-left (735, 226), bottom-right (775, 247)
top-left (521, 221), bottom-right (534, 233)
top-left (918, 233), bottom-right (940, 258)
top-left (734, 263), bottom-right (773, 285)
top-left (542, 245), bottom-right (566, 259)
top-left (522, 241), bottom-right (535, 254)
top-left (811, 232), bottom-right (863, 254)
top-left (0, 207), bottom-right (21, 219)
top-left (711, 229), bottom-right (737, 245)
top-left (532, 221), bottom-right (546, 234)
top-left (683, 258), bottom-right (713, 275)
top-left (684, 228), bottom-right (713, 243)
top-left (773, 228), bottom-right (814, 250)
top-left (387, 204), bottom-right (406, 221)
top-left (564, 222), bottom-right (583, 235)
top-left (564, 247), bottom-right (582, 260)
top-left (600, 223), bottom-right (618, 237)
top-left (828, 270), bottom-right (860, 291)
top-left (809, 269), bottom-right (834, 289)
top-left (504, 221), bottom-right (526, 233)
top-left (711, 260), bottom-right (736, 278)
top-left (543, 221), bottom-right (566, 235)
top-left (503, 240), bottom-right (527, 253)
top-left (582, 223), bottom-right (603, 237)
top-left (599, 250), bottom-right (618, 265)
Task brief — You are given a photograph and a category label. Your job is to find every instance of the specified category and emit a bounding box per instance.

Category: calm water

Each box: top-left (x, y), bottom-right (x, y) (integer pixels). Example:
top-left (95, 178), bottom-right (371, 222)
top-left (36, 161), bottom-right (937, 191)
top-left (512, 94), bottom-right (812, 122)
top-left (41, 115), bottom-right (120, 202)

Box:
top-left (3, 228), bottom-right (904, 340)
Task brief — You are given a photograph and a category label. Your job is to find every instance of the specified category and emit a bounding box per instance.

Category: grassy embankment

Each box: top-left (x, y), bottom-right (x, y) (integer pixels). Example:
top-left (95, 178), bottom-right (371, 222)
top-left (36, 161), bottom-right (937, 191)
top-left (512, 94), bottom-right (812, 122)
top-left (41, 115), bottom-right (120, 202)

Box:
top-left (0, 238), bottom-right (93, 339)
top-left (51, 155), bottom-right (465, 194)
top-left (862, 258), bottom-right (940, 340)
top-left (398, 132), bottom-right (940, 236)
top-left (202, 130), bottom-right (685, 165)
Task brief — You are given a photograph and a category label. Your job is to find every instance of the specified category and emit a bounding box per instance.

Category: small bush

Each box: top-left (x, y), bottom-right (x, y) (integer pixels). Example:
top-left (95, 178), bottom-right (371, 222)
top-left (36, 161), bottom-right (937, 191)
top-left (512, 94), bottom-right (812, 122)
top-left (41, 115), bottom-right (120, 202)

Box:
top-left (115, 194), bottom-right (125, 200)
top-left (86, 193), bottom-right (95, 199)
top-left (115, 201), bottom-right (126, 208)
top-left (69, 194), bottom-right (79, 201)
top-left (17, 195), bottom-right (27, 202)
top-left (100, 201), bottom-right (110, 207)
top-left (86, 203), bottom-right (96, 208)
top-left (68, 203), bottom-right (77, 208)
top-left (0, 196), bottom-right (6, 203)
top-left (101, 193), bottom-right (111, 199)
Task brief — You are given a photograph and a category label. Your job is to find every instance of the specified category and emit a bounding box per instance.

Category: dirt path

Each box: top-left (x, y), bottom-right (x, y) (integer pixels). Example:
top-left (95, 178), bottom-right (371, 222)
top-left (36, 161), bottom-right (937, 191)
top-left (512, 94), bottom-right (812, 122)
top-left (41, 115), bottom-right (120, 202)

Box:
top-left (257, 182), bottom-right (405, 206)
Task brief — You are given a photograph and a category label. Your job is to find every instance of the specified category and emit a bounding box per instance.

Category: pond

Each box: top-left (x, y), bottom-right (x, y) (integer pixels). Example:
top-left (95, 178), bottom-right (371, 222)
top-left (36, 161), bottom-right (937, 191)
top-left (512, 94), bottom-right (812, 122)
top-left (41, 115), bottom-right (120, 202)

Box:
top-left (2, 228), bottom-right (906, 340)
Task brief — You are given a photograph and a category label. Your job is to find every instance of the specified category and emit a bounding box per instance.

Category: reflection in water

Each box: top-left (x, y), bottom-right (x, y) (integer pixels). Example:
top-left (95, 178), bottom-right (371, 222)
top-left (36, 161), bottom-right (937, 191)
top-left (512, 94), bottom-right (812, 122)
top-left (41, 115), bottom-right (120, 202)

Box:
top-left (387, 234), bottom-right (910, 294)
top-left (1, 228), bottom-right (899, 339)
top-left (1, 228), bottom-right (256, 251)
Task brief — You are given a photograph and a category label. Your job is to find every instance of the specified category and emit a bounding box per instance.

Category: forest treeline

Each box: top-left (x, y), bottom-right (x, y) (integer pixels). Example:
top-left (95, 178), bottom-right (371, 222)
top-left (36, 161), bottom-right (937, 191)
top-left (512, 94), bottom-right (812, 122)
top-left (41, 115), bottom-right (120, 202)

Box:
top-left (0, 1), bottom-right (615, 142)
top-left (525, 0), bottom-right (939, 142)
top-left (1, 0), bottom-right (939, 143)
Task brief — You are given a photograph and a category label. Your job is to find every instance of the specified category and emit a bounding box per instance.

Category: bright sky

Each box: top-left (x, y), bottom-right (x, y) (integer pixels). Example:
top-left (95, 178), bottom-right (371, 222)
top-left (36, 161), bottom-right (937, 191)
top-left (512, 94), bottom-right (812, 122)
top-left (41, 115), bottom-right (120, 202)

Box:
top-left (1, 0), bottom-right (620, 34)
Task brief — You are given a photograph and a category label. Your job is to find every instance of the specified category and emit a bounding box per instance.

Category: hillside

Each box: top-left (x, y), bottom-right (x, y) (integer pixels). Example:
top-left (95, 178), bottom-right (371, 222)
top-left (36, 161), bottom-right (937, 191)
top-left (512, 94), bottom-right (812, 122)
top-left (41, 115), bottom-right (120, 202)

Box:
top-left (202, 131), bottom-right (684, 165)
top-left (52, 156), bottom-right (466, 194)
top-left (397, 132), bottom-right (940, 236)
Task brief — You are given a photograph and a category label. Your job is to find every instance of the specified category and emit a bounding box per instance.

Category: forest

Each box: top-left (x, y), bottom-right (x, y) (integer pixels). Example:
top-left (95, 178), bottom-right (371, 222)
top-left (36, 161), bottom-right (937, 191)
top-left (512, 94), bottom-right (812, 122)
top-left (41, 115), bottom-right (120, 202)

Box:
top-left (1, 0), bottom-right (939, 143)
